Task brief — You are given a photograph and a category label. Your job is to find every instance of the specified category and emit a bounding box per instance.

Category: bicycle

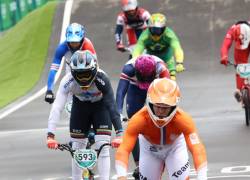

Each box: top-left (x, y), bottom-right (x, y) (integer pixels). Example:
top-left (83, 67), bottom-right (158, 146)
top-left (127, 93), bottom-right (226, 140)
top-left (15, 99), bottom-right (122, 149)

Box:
top-left (229, 61), bottom-right (250, 126)
top-left (58, 135), bottom-right (111, 180)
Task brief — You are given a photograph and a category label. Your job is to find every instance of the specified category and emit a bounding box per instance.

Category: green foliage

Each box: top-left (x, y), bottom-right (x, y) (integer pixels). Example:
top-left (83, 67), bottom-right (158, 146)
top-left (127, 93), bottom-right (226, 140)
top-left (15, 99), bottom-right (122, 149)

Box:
top-left (0, 1), bottom-right (57, 108)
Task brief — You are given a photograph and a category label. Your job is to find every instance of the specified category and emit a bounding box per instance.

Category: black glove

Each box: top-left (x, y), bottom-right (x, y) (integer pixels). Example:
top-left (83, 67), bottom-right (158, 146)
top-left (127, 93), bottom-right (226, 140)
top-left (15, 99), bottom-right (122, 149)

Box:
top-left (45, 90), bottom-right (55, 104)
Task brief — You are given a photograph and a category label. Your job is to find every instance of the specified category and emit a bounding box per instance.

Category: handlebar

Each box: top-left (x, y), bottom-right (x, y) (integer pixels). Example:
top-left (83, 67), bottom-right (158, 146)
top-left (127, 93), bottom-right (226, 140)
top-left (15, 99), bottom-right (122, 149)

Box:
top-left (124, 47), bottom-right (133, 54)
top-left (58, 142), bottom-right (111, 158)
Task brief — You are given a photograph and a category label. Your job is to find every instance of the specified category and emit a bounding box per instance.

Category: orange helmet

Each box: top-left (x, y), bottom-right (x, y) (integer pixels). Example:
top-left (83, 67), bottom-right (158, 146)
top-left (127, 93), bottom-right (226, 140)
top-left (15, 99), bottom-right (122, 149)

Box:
top-left (146, 78), bottom-right (180, 128)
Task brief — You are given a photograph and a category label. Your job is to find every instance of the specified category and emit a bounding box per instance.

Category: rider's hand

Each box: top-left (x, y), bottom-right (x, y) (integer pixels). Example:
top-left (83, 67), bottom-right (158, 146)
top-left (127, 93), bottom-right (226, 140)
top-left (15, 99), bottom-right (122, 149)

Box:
top-left (117, 176), bottom-right (127, 180)
top-left (112, 131), bottom-right (123, 148)
top-left (111, 136), bottom-right (123, 148)
top-left (176, 63), bottom-right (185, 72)
top-left (220, 56), bottom-right (228, 66)
top-left (47, 132), bottom-right (58, 149)
top-left (170, 76), bottom-right (176, 81)
top-left (120, 114), bottom-right (128, 122)
top-left (197, 166), bottom-right (208, 180)
top-left (117, 43), bottom-right (126, 52)
top-left (170, 71), bottom-right (176, 81)
top-left (45, 90), bottom-right (55, 104)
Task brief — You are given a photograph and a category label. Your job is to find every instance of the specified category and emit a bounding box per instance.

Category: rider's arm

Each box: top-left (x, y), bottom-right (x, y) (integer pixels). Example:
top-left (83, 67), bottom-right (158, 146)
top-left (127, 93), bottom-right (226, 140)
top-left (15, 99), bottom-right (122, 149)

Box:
top-left (115, 115), bottom-right (141, 177)
top-left (220, 25), bottom-right (234, 60)
top-left (116, 64), bottom-right (134, 114)
top-left (142, 9), bottom-right (151, 23)
top-left (132, 29), bottom-right (148, 58)
top-left (47, 75), bottom-right (71, 134)
top-left (95, 71), bottom-right (123, 133)
top-left (82, 37), bottom-right (97, 56)
top-left (47, 42), bottom-right (69, 91)
top-left (115, 14), bottom-right (125, 45)
top-left (167, 28), bottom-right (184, 64)
top-left (179, 111), bottom-right (207, 177)
top-left (154, 57), bottom-right (170, 78)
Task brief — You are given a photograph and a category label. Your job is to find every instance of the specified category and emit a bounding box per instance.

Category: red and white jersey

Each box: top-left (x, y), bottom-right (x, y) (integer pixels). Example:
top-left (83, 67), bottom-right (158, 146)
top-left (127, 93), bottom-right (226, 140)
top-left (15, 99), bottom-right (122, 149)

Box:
top-left (115, 7), bottom-right (150, 46)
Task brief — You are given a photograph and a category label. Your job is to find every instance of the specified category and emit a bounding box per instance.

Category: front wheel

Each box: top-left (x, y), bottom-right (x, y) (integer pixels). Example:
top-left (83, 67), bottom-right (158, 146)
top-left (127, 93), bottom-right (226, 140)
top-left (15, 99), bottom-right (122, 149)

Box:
top-left (242, 89), bottom-right (250, 126)
top-left (244, 107), bottom-right (250, 126)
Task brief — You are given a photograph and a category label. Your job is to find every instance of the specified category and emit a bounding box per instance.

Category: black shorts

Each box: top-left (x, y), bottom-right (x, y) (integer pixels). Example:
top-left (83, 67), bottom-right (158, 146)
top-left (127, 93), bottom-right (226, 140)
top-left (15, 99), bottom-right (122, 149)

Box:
top-left (70, 96), bottom-right (112, 138)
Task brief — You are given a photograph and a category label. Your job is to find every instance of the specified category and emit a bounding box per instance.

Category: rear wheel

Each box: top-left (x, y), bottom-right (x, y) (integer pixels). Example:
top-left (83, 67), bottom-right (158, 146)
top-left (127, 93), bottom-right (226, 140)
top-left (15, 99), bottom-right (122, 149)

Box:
top-left (242, 89), bottom-right (250, 126)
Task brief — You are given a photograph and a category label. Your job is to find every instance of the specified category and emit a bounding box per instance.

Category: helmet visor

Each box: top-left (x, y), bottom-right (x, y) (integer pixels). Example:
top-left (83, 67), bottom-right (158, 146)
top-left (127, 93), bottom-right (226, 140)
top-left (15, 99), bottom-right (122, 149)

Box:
top-left (149, 27), bottom-right (165, 36)
top-left (150, 103), bottom-right (176, 118)
top-left (75, 70), bottom-right (92, 81)
top-left (125, 9), bottom-right (137, 19)
top-left (135, 70), bottom-right (155, 82)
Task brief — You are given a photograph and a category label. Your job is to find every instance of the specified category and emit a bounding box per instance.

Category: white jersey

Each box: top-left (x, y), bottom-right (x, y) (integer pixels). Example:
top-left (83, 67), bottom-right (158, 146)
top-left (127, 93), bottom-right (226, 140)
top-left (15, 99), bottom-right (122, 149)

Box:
top-left (48, 69), bottom-right (122, 134)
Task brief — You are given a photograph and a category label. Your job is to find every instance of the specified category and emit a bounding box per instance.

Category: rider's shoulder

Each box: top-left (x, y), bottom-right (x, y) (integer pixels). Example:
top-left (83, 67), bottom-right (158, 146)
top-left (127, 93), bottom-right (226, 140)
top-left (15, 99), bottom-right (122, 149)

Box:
top-left (56, 41), bottom-right (69, 51)
top-left (60, 73), bottom-right (75, 90)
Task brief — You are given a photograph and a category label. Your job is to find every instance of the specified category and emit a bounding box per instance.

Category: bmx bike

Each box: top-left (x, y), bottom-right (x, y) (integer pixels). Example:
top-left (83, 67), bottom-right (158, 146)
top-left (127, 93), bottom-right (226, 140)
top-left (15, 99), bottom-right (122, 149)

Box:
top-left (58, 135), bottom-right (111, 180)
top-left (229, 62), bottom-right (250, 126)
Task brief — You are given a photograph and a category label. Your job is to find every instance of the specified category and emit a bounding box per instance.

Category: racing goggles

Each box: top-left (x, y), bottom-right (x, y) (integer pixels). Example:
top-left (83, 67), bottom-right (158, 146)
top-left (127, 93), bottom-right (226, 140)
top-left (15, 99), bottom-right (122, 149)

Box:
top-left (149, 27), bottom-right (165, 36)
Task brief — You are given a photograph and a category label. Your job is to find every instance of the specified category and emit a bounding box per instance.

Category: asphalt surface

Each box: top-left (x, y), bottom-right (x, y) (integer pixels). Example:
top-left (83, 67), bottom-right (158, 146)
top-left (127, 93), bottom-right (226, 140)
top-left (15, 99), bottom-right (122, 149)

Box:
top-left (0, 0), bottom-right (250, 179)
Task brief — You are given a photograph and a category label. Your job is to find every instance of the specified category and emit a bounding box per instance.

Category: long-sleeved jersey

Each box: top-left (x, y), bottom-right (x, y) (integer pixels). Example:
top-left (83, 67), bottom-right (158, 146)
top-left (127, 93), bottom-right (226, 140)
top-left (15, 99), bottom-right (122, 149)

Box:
top-left (220, 22), bottom-right (250, 64)
top-left (220, 22), bottom-right (250, 89)
top-left (47, 69), bottom-right (122, 134)
top-left (132, 28), bottom-right (184, 64)
top-left (115, 7), bottom-right (150, 47)
top-left (115, 106), bottom-right (207, 176)
top-left (47, 38), bottom-right (96, 91)
top-left (116, 55), bottom-right (170, 114)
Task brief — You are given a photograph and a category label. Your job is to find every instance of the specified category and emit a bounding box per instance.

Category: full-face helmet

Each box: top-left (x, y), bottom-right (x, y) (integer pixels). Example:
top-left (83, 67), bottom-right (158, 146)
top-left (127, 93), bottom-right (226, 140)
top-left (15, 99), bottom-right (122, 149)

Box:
top-left (134, 55), bottom-right (157, 90)
top-left (66, 23), bottom-right (85, 50)
top-left (121, 0), bottom-right (138, 19)
top-left (146, 78), bottom-right (180, 128)
top-left (148, 13), bottom-right (167, 41)
top-left (70, 50), bottom-right (98, 88)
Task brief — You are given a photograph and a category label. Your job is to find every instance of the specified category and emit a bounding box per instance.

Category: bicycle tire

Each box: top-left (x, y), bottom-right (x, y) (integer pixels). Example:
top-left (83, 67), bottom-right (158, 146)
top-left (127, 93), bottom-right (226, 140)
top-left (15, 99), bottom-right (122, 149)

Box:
top-left (242, 89), bottom-right (250, 126)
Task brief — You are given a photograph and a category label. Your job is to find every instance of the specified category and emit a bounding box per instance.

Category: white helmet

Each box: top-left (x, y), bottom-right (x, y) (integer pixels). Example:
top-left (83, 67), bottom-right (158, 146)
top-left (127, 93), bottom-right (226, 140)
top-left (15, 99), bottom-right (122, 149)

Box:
top-left (121, 0), bottom-right (137, 11)
top-left (234, 22), bottom-right (250, 50)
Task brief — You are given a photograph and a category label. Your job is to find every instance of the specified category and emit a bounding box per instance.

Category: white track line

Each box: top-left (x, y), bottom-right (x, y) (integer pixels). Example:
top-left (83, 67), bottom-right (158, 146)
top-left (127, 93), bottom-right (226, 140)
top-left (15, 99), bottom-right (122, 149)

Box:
top-left (0, 0), bottom-right (73, 120)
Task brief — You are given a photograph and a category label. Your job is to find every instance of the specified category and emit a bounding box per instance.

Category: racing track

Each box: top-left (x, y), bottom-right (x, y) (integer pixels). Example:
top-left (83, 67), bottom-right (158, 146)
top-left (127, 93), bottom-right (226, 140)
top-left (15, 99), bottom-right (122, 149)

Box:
top-left (0, 0), bottom-right (250, 179)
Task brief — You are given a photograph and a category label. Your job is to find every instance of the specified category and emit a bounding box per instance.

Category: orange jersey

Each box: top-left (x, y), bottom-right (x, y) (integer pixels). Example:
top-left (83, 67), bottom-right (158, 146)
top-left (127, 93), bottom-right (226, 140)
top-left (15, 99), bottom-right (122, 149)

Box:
top-left (116, 106), bottom-right (207, 172)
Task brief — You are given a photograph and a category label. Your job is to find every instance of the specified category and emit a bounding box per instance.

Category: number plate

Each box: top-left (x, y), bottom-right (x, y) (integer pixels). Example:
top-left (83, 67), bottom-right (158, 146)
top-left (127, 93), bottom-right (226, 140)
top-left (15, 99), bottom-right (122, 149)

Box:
top-left (236, 64), bottom-right (250, 78)
top-left (73, 149), bottom-right (97, 169)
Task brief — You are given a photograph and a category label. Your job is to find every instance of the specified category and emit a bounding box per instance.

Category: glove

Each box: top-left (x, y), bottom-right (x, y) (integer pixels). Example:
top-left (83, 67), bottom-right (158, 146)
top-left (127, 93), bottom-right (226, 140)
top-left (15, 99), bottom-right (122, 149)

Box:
top-left (45, 90), bottom-right (55, 104)
top-left (47, 132), bottom-right (58, 149)
top-left (176, 63), bottom-right (185, 72)
top-left (170, 70), bottom-right (176, 81)
top-left (117, 43), bottom-right (126, 52)
top-left (197, 166), bottom-right (208, 180)
top-left (117, 177), bottom-right (127, 180)
top-left (111, 136), bottom-right (123, 148)
top-left (112, 130), bottom-right (123, 148)
top-left (220, 56), bottom-right (228, 66)
top-left (170, 76), bottom-right (176, 81)
top-left (120, 114), bottom-right (128, 122)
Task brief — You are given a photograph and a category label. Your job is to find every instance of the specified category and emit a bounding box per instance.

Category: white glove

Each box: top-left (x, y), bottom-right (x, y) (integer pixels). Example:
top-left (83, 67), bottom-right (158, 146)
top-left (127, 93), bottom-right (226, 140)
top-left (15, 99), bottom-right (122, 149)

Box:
top-left (197, 166), bottom-right (208, 180)
top-left (120, 114), bottom-right (128, 122)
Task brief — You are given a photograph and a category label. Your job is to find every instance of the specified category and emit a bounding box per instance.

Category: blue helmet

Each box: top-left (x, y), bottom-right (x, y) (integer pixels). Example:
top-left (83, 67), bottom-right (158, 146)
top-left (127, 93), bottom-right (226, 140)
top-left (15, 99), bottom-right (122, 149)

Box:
top-left (65, 23), bottom-right (85, 42)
